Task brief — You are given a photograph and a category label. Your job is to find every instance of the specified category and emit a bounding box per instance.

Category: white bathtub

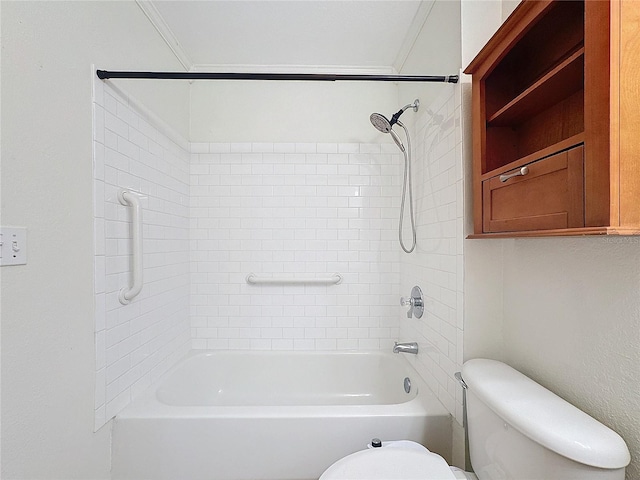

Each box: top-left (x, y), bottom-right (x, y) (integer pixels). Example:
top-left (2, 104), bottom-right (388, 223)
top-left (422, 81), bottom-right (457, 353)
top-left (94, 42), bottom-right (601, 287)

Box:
top-left (112, 351), bottom-right (452, 480)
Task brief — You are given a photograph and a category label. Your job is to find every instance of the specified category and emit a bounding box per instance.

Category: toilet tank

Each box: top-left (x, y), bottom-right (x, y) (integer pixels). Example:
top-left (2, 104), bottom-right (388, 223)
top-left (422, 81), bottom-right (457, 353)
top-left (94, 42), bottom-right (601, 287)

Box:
top-left (461, 359), bottom-right (630, 480)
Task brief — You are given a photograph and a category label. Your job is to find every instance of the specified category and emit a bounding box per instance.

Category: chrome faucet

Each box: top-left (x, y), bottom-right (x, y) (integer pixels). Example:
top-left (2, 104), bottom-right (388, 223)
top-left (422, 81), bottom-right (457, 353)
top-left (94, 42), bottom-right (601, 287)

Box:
top-left (393, 341), bottom-right (419, 354)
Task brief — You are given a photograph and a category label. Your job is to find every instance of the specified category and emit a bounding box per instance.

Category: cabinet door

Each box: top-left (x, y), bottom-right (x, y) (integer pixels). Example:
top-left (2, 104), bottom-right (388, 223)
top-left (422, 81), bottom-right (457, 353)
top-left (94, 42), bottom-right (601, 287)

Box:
top-left (482, 146), bottom-right (584, 232)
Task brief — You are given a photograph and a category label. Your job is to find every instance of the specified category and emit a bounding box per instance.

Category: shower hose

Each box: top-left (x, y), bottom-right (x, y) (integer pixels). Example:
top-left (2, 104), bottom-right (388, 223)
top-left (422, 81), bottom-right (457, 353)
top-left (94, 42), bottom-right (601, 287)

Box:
top-left (398, 122), bottom-right (416, 254)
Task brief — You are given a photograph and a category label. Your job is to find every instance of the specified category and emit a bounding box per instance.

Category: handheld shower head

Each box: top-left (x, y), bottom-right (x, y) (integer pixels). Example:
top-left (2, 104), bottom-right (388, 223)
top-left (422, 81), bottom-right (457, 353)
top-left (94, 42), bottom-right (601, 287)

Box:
top-left (370, 102), bottom-right (419, 254)
top-left (370, 113), bottom-right (406, 150)
top-left (370, 113), bottom-right (392, 133)
top-left (370, 99), bottom-right (419, 134)
top-left (389, 124), bottom-right (406, 152)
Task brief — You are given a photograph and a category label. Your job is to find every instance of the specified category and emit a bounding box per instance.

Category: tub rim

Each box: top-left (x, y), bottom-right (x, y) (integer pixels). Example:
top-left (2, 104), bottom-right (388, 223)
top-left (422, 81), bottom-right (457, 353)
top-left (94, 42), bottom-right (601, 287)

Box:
top-left (117, 349), bottom-right (450, 420)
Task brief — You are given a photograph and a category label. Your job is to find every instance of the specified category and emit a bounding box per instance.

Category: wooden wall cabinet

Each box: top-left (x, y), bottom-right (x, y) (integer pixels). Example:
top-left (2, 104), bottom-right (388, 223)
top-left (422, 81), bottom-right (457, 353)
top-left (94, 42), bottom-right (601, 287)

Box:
top-left (465, 0), bottom-right (640, 237)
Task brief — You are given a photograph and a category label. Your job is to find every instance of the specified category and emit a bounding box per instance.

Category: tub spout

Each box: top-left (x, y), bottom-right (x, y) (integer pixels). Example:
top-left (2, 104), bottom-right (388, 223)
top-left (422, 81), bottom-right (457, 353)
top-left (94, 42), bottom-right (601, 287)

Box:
top-left (393, 342), bottom-right (418, 354)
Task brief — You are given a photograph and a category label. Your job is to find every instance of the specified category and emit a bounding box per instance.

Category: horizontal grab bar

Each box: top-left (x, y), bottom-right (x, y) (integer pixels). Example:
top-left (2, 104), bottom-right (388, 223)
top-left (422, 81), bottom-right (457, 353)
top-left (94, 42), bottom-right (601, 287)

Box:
top-left (246, 273), bottom-right (343, 285)
top-left (118, 189), bottom-right (143, 305)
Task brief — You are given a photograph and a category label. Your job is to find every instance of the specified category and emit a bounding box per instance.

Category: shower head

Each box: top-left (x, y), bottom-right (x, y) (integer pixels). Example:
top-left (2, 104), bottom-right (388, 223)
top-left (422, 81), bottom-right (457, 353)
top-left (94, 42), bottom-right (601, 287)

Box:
top-left (370, 113), bottom-right (392, 133)
top-left (370, 113), bottom-right (406, 151)
top-left (370, 99), bottom-right (420, 146)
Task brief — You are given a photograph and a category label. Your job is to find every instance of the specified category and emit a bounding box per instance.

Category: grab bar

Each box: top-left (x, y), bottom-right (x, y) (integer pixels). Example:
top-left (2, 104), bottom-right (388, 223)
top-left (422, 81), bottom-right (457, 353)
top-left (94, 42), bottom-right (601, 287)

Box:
top-left (246, 273), bottom-right (343, 285)
top-left (118, 189), bottom-right (143, 305)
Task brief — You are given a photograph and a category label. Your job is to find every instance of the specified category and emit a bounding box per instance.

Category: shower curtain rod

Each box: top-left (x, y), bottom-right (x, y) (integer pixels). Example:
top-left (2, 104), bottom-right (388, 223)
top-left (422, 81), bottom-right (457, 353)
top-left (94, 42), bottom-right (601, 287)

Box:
top-left (96, 70), bottom-right (459, 83)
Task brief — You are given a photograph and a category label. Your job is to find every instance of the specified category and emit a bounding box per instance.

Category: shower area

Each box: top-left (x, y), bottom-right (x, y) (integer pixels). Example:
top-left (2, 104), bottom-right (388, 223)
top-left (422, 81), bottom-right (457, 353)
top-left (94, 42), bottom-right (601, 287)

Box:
top-left (91, 0), bottom-right (466, 476)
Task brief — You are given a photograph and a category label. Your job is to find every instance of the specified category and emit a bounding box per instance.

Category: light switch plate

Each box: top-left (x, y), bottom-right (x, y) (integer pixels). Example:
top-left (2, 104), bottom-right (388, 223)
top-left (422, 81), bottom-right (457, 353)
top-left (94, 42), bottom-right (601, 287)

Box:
top-left (0, 227), bottom-right (27, 266)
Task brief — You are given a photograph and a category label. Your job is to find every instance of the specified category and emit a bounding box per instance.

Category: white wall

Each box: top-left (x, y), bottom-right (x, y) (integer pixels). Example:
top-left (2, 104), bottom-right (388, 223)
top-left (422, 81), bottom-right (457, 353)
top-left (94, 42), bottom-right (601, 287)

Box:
top-left (398, 84), bottom-right (466, 467)
top-left (460, 1), bottom-right (504, 68)
top-left (500, 238), bottom-right (640, 480)
top-left (462, 2), bottom-right (639, 479)
top-left (184, 15), bottom-right (469, 473)
top-left (189, 141), bottom-right (402, 351)
top-left (190, 81), bottom-right (400, 144)
top-left (395, 0), bottom-right (465, 468)
top-left (93, 80), bottom-right (192, 429)
top-left (501, 0), bottom-right (521, 21)
top-left (1, 2), bottom-right (189, 478)
top-left (397, 0), bottom-right (462, 117)
top-left (187, 2), bottom-right (464, 145)
top-left (186, 1), bottom-right (464, 357)
top-left (186, 9), bottom-right (406, 352)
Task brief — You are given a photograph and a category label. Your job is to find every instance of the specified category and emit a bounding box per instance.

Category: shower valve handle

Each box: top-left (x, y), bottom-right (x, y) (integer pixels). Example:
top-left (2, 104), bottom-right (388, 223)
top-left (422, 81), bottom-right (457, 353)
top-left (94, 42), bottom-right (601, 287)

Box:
top-left (401, 296), bottom-right (420, 318)
top-left (400, 297), bottom-right (414, 307)
top-left (400, 286), bottom-right (425, 319)
top-left (401, 297), bottom-right (423, 308)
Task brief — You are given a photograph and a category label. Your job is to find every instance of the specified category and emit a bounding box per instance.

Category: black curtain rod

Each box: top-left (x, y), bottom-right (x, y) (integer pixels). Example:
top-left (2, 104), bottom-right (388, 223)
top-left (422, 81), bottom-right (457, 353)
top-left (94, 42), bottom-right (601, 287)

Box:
top-left (96, 70), bottom-right (459, 83)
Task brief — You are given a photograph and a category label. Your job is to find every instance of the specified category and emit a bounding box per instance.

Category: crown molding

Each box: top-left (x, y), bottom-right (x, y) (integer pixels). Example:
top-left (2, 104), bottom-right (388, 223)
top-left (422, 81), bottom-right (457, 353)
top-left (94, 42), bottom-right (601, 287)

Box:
top-left (393, 0), bottom-right (437, 73)
top-left (136, 0), bottom-right (193, 71)
top-left (136, 0), bottom-right (410, 77)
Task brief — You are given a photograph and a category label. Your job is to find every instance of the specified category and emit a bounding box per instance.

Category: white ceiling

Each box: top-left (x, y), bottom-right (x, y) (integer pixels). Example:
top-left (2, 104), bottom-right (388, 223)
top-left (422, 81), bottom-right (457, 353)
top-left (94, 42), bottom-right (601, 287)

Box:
top-left (140, 0), bottom-right (434, 73)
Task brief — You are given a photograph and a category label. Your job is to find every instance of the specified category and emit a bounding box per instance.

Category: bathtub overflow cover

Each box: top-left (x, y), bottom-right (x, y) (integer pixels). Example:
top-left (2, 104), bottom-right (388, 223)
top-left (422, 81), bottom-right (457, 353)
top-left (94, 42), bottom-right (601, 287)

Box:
top-left (404, 377), bottom-right (411, 394)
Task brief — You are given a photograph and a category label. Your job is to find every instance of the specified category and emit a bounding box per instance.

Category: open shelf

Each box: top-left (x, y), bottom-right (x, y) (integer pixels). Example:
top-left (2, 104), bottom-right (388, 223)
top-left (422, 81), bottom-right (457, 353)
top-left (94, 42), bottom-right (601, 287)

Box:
top-left (484, 88), bottom-right (584, 174)
top-left (483, 1), bottom-right (585, 118)
top-left (488, 48), bottom-right (584, 127)
top-left (478, 1), bottom-right (586, 177)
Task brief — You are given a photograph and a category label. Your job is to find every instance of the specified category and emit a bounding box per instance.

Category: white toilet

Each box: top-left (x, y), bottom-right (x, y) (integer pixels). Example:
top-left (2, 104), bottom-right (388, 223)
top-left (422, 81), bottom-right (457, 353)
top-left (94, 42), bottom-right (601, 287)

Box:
top-left (320, 359), bottom-right (631, 480)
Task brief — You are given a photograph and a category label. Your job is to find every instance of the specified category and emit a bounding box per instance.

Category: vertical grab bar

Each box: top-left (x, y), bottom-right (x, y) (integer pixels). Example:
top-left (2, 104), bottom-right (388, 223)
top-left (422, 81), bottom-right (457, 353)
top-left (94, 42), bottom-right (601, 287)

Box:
top-left (118, 189), bottom-right (143, 305)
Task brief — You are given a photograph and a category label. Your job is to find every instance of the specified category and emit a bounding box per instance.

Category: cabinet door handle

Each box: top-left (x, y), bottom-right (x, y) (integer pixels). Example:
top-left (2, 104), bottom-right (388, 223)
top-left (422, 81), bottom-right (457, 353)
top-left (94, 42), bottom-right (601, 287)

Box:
top-left (500, 166), bottom-right (529, 183)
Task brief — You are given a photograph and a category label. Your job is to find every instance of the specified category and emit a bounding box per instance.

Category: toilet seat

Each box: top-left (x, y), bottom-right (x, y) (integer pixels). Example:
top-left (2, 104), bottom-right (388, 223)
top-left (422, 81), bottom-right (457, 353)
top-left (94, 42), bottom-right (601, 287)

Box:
top-left (319, 447), bottom-right (457, 480)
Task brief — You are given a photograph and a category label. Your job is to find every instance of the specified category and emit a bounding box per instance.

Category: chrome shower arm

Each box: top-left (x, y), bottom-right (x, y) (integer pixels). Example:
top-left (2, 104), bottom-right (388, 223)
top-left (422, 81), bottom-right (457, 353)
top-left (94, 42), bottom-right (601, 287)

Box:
top-left (390, 100), bottom-right (420, 127)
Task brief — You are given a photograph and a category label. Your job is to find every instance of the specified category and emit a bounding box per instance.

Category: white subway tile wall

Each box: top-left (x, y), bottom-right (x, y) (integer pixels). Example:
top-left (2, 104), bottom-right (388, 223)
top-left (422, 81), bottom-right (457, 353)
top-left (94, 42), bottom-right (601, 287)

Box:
top-left (190, 143), bottom-right (402, 351)
top-left (93, 80), bottom-right (464, 429)
top-left (93, 80), bottom-right (191, 430)
top-left (399, 84), bottom-right (464, 423)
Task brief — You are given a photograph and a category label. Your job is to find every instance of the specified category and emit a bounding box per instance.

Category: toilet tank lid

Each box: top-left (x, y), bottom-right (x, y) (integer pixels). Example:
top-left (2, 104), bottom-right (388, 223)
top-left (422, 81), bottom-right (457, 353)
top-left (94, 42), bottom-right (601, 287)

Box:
top-left (462, 359), bottom-right (630, 470)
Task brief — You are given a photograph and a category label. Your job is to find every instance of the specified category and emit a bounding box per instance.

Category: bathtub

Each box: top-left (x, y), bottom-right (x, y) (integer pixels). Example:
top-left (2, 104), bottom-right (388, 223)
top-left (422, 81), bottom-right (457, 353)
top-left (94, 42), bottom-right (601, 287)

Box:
top-left (112, 350), bottom-right (452, 480)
